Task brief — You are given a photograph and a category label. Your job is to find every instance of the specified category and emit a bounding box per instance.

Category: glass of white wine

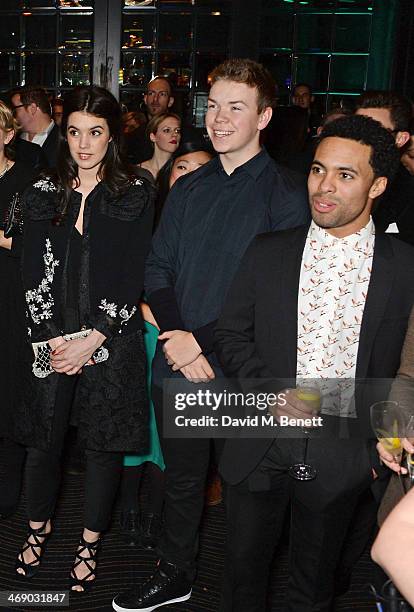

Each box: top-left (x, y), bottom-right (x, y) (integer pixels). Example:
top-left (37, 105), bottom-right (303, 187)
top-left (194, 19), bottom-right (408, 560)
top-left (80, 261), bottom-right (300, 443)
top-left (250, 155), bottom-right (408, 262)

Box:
top-left (370, 401), bottom-right (404, 468)
top-left (404, 414), bottom-right (414, 484)
top-left (288, 386), bottom-right (322, 481)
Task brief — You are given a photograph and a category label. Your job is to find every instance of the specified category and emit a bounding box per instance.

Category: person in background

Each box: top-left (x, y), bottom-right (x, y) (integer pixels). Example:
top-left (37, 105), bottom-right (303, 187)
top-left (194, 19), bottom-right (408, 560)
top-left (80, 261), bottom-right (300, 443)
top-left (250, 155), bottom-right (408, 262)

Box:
top-left (119, 138), bottom-right (215, 548)
top-left (355, 90), bottom-right (414, 244)
top-left (401, 119), bottom-right (414, 176)
top-left (292, 82), bottom-right (314, 111)
top-left (0, 101), bottom-right (39, 520)
top-left (10, 86), bottom-right (60, 168)
top-left (126, 76), bottom-right (175, 164)
top-left (118, 300), bottom-right (165, 550)
top-left (355, 90), bottom-right (411, 149)
top-left (122, 110), bottom-right (146, 135)
top-left (12, 85), bottom-right (153, 592)
top-left (265, 105), bottom-right (313, 175)
top-left (163, 139), bottom-right (221, 508)
top-left (155, 138), bottom-right (214, 225)
top-left (316, 106), bottom-right (353, 135)
top-left (162, 139), bottom-right (222, 507)
top-left (51, 98), bottom-right (64, 127)
top-left (371, 305), bottom-right (414, 607)
top-left (137, 112), bottom-right (181, 181)
top-left (144, 77), bottom-right (175, 121)
top-left (168, 142), bottom-right (213, 186)
top-left (291, 82), bottom-right (321, 136)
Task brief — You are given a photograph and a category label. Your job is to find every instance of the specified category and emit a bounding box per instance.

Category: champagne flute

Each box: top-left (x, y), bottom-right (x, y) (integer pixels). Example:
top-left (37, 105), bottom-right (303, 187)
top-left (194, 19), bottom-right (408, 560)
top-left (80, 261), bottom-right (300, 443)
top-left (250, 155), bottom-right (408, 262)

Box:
top-left (288, 385), bottom-right (322, 481)
top-left (370, 401), bottom-right (404, 473)
top-left (405, 414), bottom-right (414, 484)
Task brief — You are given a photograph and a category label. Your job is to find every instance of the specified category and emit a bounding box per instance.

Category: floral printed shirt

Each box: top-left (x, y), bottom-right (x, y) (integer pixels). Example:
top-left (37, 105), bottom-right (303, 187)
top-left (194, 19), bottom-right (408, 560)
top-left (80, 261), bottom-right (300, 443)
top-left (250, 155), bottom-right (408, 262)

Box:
top-left (297, 219), bottom-right (375, 416)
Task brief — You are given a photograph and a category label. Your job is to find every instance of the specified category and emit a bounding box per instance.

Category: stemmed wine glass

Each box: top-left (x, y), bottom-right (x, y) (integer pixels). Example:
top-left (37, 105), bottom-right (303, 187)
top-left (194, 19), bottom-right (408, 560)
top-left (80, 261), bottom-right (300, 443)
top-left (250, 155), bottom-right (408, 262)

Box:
top-left (288, 386), bottom-right (322, 481)
top-left (404, 414), bottom-right (414, 484)
top-left (370, 401), bottom-right (404, 475)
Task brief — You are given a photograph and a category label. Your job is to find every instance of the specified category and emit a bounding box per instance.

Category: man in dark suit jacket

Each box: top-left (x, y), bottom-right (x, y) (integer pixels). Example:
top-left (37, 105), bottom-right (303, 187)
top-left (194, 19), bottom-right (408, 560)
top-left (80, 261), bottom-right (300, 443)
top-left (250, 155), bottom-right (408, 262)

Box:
top-left (355, 90), bottom-right (414, 245)
top-left (215, 115), bottom-right (414, 611)
top-left (13, 139), bottom-right (47, 173)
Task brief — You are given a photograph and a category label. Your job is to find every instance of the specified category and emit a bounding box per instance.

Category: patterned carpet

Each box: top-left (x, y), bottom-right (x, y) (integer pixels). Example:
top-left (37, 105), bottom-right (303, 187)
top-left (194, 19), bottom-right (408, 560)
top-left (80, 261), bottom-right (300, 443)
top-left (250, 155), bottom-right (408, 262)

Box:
top-left (0, 471), bottom-right (378, 612)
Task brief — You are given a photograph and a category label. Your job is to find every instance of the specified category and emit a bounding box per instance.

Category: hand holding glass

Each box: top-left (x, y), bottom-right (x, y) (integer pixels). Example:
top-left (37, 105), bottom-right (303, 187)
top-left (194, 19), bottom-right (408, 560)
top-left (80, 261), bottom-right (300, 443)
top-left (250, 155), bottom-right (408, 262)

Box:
top-left (288, 386), bottom-right (322, 481)
top-left (371, 401), bottom-right (404, 471)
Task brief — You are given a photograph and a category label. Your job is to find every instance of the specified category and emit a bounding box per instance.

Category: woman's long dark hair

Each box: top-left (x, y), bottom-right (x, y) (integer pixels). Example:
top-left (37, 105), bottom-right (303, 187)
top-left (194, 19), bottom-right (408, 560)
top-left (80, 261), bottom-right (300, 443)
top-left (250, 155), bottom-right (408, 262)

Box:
top-left (55, 85), bottom-right (133, 220)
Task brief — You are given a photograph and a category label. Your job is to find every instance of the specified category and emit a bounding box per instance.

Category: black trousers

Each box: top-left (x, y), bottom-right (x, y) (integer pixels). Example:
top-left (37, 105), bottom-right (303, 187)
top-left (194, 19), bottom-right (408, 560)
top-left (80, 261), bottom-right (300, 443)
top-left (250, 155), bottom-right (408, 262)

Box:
top-left (0, 437), bottom-right (26, 515)
top-left (221, 438), bottom-right (375, 612)
top-left (25, 375), bottom-right (123, 533)
top-left (153, 384), bottom-right (223, 578)
top-left (334, 487), bottom-right (379, 596)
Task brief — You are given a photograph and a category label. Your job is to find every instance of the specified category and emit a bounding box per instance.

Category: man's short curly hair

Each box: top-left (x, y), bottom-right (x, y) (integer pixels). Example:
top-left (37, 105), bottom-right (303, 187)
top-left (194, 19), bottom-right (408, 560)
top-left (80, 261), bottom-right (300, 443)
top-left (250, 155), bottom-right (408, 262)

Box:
top-left (317, 114), bottom-right (400, 181)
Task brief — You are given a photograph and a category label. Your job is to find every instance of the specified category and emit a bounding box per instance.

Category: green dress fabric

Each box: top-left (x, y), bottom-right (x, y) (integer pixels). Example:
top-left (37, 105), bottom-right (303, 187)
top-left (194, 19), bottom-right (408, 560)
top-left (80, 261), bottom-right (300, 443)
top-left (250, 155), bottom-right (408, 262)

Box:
top-left (123, 321), bottom-right (165, 469)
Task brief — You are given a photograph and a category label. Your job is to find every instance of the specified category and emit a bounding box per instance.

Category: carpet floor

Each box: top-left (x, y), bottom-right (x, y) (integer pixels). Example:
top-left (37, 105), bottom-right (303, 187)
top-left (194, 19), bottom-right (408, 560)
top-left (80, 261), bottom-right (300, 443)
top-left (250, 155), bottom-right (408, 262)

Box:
top-left (0, 471), bottom-right (378, 612)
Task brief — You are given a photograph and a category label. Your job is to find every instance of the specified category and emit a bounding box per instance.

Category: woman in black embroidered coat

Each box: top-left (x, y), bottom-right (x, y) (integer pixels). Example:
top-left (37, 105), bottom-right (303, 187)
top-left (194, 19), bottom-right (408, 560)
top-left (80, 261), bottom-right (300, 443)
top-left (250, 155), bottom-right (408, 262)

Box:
top-left (14, 86), bottom-right (154, 591)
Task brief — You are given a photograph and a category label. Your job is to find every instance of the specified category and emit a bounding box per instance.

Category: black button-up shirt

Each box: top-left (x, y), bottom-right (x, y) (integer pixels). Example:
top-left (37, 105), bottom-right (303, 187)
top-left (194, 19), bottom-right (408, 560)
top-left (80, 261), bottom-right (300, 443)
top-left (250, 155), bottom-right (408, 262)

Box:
top-left (145, 148), bottom-right (310, 379)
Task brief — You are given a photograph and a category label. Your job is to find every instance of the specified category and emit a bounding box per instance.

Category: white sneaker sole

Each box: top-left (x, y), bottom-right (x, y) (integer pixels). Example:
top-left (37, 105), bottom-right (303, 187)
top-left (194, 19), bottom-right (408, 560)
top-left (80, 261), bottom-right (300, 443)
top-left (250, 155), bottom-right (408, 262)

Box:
top-left (112, 590), bottom-right (192, 612)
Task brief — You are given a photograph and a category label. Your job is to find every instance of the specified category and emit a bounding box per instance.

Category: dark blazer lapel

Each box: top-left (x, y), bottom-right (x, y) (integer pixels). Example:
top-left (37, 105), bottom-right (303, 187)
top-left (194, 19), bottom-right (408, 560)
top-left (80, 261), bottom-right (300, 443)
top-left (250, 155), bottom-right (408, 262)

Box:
top-left (43, 123), bottom-right (59, 164)
top-left (278, 227), bottom-right (309, 377)
top-left (356, 232), bottom-right (394, 379)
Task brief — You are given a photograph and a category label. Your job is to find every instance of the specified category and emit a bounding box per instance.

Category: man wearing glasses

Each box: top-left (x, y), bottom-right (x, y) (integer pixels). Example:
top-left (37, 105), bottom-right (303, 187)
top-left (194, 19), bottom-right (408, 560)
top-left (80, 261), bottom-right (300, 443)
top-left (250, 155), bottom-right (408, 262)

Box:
top-left (144, 77), bottom-right (175, 119)
top-left (9, 86), bottom-right (59, 169)
top-left (126, 76), bottom-right (175, 164)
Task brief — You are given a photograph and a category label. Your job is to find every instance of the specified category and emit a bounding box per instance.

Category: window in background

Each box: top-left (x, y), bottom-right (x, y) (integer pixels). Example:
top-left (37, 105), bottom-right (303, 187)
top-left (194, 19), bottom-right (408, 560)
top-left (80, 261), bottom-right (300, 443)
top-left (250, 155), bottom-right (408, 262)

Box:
top-left (260, 13), bottom-right (293, 52)
top-left (195, 52), bottom-right (226, 90)
top-left (0, 1), bottom-right (94, 97)
top-left (59, 52), bottom-right (92, 86)
top-left (119, 0), bottom-right (231, 124)
top-left (260, 53), bottom-right (293, 105)
top-left (259, 0), bottom-right (380, 112)
top-left (0, 54), bottom-right (20, 90)
top-left (120, 51), bottom-right (154, 88)
top-left (60, 14), bottom-right (93, 49)
top-left (0, 17), bottom-right (20, 49)
top-left (122, 14), bottom-right (155, 49)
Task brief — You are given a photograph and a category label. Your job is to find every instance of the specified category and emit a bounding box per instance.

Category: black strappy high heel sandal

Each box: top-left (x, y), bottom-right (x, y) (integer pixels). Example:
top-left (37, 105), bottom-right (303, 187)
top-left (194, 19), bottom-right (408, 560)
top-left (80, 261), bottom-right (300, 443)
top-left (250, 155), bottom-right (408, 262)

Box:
top-left (16, 521), bottom-right (51, 578)
top-left (69, 534), bottom-right (101, 593)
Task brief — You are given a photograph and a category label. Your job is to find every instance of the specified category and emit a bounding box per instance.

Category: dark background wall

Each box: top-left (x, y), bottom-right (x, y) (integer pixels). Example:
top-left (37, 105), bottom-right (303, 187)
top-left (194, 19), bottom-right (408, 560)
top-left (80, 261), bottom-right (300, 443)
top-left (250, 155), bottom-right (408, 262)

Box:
top-left (0, 0), bottom-right (412, 116)
top-left (392, 0), bottom-right (414, 99)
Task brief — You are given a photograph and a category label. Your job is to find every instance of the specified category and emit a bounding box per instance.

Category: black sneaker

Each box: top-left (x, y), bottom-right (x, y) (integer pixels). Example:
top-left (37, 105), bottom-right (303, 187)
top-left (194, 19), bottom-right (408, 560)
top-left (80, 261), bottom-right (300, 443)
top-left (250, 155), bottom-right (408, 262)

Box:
top-left (112, 560), bottom-right (192, 612)
top-left (141, 513), bottom-right (162, 550)
top-left (119, 509), bottom-right (140, 547)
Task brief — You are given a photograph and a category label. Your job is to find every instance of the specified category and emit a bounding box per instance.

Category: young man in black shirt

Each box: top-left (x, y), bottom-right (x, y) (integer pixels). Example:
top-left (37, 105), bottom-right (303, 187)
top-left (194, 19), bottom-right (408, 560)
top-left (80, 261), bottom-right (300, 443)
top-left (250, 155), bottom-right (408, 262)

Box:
top-left (113, 58), bottom-right (310, 612)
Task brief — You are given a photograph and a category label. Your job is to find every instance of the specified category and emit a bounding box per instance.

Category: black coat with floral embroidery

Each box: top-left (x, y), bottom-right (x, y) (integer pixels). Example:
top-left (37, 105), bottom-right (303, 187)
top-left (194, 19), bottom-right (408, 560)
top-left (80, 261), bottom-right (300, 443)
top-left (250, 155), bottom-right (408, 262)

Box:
top-left (12, 176), bottom-right (154, 453)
